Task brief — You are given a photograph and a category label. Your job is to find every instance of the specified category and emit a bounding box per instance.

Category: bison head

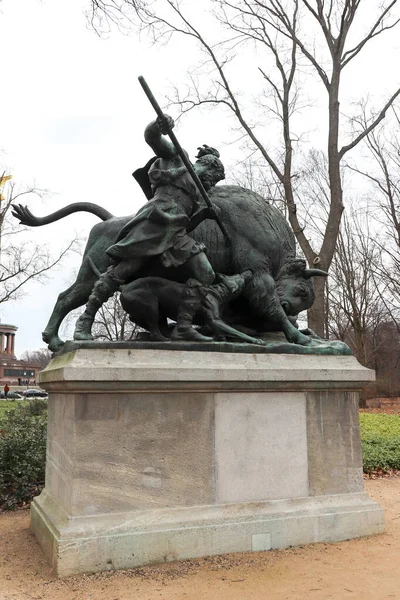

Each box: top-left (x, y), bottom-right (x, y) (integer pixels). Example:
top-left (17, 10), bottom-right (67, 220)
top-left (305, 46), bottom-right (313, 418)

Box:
top-left (275, 259), bottom-right (328, 316)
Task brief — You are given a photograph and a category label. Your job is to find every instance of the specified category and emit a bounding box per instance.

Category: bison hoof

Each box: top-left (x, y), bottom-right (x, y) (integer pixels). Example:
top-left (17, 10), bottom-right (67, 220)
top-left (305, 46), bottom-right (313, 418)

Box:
top-left (42, 332), bottom-right (65, 353)
top-left (293, 331), bottom-right (312, 345)
top-left (284, 326), bottom-right (312, 345)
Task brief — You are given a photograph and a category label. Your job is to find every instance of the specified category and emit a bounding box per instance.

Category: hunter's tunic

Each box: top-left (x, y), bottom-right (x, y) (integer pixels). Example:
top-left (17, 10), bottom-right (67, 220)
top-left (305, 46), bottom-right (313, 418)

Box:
top-left (106, 155), bottom-right (206, 267)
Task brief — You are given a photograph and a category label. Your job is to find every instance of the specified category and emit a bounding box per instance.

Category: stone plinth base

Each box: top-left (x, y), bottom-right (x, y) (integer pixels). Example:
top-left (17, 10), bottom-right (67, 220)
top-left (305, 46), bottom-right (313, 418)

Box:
top-left (31, 488), bottom-right (382, 577)
top-left (33, 349), bottom-right (384, 577)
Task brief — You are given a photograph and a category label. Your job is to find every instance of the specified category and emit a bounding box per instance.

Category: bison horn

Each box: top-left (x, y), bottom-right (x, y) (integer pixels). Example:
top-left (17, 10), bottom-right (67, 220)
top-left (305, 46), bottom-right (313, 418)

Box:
top-left (304, 268), bottom-right (328, 278)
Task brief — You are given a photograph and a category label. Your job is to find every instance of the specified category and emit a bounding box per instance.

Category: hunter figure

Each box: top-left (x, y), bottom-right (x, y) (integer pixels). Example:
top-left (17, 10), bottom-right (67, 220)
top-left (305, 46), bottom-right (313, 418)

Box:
top-left (73, 115), bottom-right (225, 342)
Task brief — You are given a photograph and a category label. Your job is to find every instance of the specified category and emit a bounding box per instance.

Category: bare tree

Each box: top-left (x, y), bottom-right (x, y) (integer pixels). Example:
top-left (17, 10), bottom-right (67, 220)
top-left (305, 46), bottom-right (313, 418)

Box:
top-left (91, 293), bottom-right (140, 341)
top-left (86, 0), bottom-right (144, 33)
top-left (0, 171), bottom-right (78, 306)
top-left (292, 146), bottom-right (400, 392)
top-left (347, 110), bottom-right (400, 327)
top-left (326, 211), bottom-right (388, 366)
top-left (280, 148), bottom-right (388, 354)
top-left (19, 348), bottom-right (52, 369)
top-left (348, 109), bottom-right (400, 246)
top-left (85, 0), bottom-right (400, 335)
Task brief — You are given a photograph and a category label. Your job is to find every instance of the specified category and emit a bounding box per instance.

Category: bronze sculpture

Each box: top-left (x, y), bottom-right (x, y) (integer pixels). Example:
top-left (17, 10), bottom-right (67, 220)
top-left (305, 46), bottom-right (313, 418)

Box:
top-left (12, 78), bottom-right (348, 354)
top-left (12, 180), bottom-right (331, 353)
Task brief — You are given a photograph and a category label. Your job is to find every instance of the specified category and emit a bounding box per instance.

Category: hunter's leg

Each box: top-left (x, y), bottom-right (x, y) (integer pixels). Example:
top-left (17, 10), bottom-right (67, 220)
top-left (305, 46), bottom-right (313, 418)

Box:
top-left (171, 278), bottom-right (213, 342)
top-left (170, 252), bottom-right (215, 342)
top-left (74, 258), bottom-right (144, 341)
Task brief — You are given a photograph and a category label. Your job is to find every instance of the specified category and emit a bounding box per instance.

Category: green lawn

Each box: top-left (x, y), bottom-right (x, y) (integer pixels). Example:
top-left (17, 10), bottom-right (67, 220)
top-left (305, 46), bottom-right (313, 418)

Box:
top-left (0, 400), bottom-right (28, 423)
top-left (359, 413), bottom-right (400, 472)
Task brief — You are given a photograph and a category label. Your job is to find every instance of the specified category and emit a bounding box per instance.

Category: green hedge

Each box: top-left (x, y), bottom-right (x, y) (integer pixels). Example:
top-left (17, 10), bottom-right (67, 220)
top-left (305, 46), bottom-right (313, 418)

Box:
top-left (0, 399), bottom-right (47, 510)
top-left (359, 413), bottom-right (400, 473)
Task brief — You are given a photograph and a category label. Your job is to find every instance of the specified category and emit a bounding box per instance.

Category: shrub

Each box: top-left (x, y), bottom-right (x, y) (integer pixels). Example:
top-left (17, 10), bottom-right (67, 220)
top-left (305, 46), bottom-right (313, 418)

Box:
top-left (0, 400), bottom-right (47, 510)
top-left (23, 398), bottom-right (48, 417)
top-left (361, 379), bottom-right (392, 400)
top-left (359, 413), bottom-right (400, 473)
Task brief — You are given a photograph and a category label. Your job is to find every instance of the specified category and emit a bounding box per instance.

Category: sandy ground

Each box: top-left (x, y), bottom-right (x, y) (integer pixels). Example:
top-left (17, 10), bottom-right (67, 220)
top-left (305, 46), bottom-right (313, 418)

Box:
top-left (361, 397), bottom-right (400, 414)
top-left (0, 478), bottom-right (398, 600)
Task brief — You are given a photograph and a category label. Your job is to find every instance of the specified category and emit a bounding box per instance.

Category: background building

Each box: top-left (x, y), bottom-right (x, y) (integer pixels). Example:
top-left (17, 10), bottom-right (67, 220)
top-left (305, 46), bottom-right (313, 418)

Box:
top-left (0, 323), bottom-right (41, 385)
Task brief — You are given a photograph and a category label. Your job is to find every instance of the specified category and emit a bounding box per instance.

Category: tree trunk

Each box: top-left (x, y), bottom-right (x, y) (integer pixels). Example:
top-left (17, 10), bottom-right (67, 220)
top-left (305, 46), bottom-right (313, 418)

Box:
top-left (308, 63), bottom-right (344, 337)
top-left (307, 277), bottom-right (326, 337)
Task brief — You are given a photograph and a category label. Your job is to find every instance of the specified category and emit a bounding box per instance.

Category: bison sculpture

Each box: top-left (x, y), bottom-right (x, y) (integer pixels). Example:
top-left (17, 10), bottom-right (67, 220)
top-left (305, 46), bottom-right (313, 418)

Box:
top-left (12, 185), bottom-right (327, 352)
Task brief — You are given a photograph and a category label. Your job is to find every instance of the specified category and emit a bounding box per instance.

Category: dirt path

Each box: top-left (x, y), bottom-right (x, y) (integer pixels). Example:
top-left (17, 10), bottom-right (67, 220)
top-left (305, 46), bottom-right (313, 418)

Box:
top-left (0, 478), bottom-right (399, 600)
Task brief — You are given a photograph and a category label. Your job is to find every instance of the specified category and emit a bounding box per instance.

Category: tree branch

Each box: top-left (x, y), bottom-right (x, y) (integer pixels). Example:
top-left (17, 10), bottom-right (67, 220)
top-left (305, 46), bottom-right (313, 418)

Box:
top-left (342, 0), bottom-right (399, 67)
top-left (339, 87), bottom-right (400, 158)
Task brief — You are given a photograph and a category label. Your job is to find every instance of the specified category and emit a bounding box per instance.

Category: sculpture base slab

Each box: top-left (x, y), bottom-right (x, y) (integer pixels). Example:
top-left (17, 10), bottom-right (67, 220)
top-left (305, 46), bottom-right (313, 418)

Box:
top-left (60, 333), bottom-right (352, 355)
top-left (31, 488), bottom-right (383, 578)
top-left (33, 348), bottom-right (383, 577)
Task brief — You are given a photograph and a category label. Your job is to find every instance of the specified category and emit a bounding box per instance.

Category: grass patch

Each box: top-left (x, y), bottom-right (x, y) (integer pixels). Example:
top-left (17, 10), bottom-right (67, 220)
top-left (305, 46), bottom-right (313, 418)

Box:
top-left (360, 413), bottom-right (400, 473)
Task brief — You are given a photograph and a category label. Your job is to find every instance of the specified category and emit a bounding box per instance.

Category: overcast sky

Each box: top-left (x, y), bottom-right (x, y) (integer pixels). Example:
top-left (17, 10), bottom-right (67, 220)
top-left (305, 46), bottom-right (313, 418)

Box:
top-left (1, 0), bottom-right (400, 355)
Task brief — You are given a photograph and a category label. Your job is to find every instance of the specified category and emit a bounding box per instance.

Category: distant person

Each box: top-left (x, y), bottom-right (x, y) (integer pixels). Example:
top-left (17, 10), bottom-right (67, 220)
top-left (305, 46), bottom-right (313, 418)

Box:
top-left (4, 384), bottom-right (9, 398)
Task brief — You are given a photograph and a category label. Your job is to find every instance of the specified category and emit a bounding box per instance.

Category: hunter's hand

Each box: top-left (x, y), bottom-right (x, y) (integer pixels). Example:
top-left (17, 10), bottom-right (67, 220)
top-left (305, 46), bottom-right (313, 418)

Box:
top-left (157, 114), bottom-right (175, 135)
top-left (205, 205), bottom-right (221, 220)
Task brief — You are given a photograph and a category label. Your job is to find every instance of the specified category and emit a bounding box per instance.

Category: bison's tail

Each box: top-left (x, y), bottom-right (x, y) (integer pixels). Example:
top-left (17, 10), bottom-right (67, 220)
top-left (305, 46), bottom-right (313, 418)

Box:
top-left (11, 202), bottom-right (114, 227)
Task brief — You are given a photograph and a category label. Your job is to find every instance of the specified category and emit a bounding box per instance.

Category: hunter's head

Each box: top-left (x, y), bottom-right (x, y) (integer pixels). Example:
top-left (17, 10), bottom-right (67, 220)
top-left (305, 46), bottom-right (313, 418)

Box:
top-left (194, 145), bottom-right (225, 190)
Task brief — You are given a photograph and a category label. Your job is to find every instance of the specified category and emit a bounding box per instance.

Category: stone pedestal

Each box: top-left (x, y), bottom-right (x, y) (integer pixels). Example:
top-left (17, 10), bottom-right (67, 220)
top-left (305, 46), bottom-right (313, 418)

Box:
top-left (32, 348), bottom-right (384, 577)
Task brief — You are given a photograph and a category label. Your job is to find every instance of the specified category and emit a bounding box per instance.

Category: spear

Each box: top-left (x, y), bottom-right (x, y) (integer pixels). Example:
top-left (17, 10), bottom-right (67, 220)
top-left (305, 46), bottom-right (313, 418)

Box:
top-left (138, 75), bottom-right (231, 246)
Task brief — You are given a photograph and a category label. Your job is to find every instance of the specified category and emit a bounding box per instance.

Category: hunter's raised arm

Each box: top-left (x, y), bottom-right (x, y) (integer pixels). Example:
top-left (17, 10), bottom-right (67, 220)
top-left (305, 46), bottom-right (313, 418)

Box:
top-left (144, 115), bottom-right (177, 159)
